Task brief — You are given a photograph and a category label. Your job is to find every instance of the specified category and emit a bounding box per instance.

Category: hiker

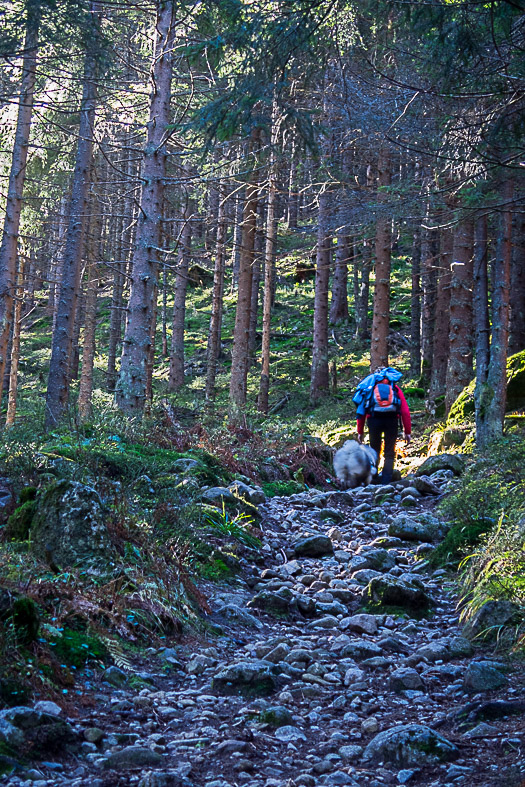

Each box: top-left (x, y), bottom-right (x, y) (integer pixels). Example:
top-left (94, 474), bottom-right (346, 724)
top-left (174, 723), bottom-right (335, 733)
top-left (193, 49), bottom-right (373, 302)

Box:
top-left (353, 367), bottom-right (411, 484)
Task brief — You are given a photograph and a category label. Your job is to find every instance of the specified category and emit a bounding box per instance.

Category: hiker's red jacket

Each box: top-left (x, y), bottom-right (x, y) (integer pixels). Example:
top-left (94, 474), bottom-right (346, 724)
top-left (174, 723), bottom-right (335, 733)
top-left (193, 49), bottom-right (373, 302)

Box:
top-left (357, 387), bottom-right (411, 437)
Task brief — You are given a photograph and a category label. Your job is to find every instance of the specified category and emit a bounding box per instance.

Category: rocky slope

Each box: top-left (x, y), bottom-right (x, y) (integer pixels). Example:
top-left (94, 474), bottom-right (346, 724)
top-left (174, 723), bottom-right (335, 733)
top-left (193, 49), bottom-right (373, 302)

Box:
top-left (2, 467), bottom-right (524, 787)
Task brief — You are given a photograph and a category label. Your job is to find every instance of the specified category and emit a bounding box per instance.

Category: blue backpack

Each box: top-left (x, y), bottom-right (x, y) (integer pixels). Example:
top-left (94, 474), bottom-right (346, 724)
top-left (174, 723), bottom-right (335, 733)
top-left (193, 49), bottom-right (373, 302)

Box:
top-left (353, 367), bottom-right (403, 416)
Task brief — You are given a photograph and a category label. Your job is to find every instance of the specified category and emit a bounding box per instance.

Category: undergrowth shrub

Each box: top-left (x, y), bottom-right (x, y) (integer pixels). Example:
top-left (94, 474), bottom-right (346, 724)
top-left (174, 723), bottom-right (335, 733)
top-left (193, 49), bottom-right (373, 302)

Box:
top-left (261, 480), bottom-right (305, 497)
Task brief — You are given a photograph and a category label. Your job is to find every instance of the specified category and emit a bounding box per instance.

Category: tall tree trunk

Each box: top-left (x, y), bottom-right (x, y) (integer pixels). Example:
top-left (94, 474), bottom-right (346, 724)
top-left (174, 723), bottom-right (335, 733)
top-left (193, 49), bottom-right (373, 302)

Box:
top-left (248, 200), bottom-right (265, 356)
top-left (117, 0), bottom-right (176, 415)
top-left (428, 228), bottom-right (453, 410)
top-left (330, 226), bottom-right (349, 324)
top-left (310, 185), bottom-right (332, 404)
top-left (0, 3), bottom-right (40, 392)
top-left (476, 182), bottom-right (514, 446)
top-left (287, 140), bottom-right (298, 230)
top-left (409, 227), bottom-right (421, 378)
top-left (509, 209), bottom-right (525, 354)
top-left (229, 132), bottom-right (260, 417)
top-left (420, 226), bottom-right (438, 383)
top-left (259, 104), bottom-right (279, 414)
top-left (169, 201), bottom-right (192, 391)
top-left (5, 256), bottom-right (25, 428)
top-left (206, 183), bottom-right (227, 402)
top-left (78, 256), bottom-right (98, 421)
top-left (445, 216), bottom-right (474, 414)
top-left (355, 235), bottom-right (371, 341)
top-left (230, 187), bottom-right (244, 291)
top-left (370, 148), bottom-right (392, 370)
top-left (45, 2), bottom-right (99, 429)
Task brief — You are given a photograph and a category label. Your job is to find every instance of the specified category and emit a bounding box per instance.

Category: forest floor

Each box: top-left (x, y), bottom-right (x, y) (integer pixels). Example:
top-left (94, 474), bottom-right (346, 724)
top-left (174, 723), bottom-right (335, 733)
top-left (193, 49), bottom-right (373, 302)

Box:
top-left (3, 469), bottom-right (524, 787)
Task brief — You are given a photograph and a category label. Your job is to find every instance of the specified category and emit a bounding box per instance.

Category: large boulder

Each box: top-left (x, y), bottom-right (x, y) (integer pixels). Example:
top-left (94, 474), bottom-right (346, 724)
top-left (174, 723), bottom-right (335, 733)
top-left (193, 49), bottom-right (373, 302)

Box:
top-left (362, 724), bottom-right (457, 767)
top-left (364, 576), bottom-right (432, 612)
top-left (293, 534), bottom-right (334, 557)
top-left (462, 600), bottom-right (522, 640)
top-left (389, 514), bottom-right (447, 543)
top-left (463, 661), bottom-right (508, 692)
top-left (0, 706), bottom-right (76, 757)
top-left (211, 659), bottom-right (279, 697)
top-left (447, 350), bottom-right (525, 425)
top-left (415, 454), bottom-right (465, 477)
top-left (29, 481), bottom-right (113, 569)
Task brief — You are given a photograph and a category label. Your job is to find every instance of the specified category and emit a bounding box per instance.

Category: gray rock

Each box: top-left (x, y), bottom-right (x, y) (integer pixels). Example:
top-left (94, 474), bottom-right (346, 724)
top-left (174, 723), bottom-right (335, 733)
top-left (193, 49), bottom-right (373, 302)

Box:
top-left (0, 718), bottom-right (24, 748)
top-left (416, 454), bottom-right (465, 477)
top-left (415, 636), bottom-right (471, 662)
top-left (351, 569), bottom-right (382, 585)
top-left (259, 706), bottom-right (294, 727)
top-left (389, 514), bottom-right (446, 543)
top-left (248, 591), bottom-right (290, 616)
top-left (400, 495), bottom-right (418, 508)
top-left (33, 701), bottom-right (62, 716)
top-left (389, 668), bottom-right (424, 693)
top-left (172, 457), bottom-right (200, 473)
top-left (274, 725), bottom-right (306, 742)
top-left (308, 615), bottom-right (340, 629)
top-left (357, 547), bottom-right (396, 571)
top-left (212, 659), bottom-right (278, 696)
top-left (364, 575), bottom-right (432, 611)
top-left (462, 600), bottom-right (521, 640)
top-left (340, 639), bottom-right (383, 661)
top-left (228, 481), bottom-right (265, 506)
top-left (338, 744), bottom-right (363, 761)
top-left (84, 727), bottom-right (104, 743)
top-left (463, 661), bottom-right (508, 692)
top-left (102, 746), bottom-right (165, 769)
top-left (462, 722), bottom-right (499, 738)
top-left (138, 772), bottom-right (188, 787)
top-left (397, 770), bottom-right (419, 784)
top-left (201, 487), bottom-right (235, 504)
top-left (215, 604), bottom-right (263, 629)
top-left (103, 666), bottom-right (128, 688)
top-left (362, 724), bottom-right (457, 767)
top-left (294, 534), bottom-right (334, 558)
top-left (30, 481), bottom-right (113, 568)
top-left (341, 614), bottom-right (378, 635)
top-left (413, 476), bottom-right (440, 496)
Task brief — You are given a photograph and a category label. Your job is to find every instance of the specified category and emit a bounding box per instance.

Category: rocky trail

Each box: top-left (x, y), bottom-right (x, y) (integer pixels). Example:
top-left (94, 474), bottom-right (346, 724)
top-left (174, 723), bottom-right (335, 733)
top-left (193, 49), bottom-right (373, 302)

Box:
top-left (2, 466), bottom-right (525, 787)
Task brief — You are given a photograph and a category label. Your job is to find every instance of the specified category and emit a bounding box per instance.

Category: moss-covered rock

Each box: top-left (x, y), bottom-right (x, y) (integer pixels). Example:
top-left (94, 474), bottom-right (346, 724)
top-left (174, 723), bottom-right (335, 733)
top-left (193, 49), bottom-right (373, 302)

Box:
top-left (30, 480), bottom-right (114, 569)
top-left (4, 501), bottom-right (36, 541)
top-left (447, 350), bottom-right (525, 426)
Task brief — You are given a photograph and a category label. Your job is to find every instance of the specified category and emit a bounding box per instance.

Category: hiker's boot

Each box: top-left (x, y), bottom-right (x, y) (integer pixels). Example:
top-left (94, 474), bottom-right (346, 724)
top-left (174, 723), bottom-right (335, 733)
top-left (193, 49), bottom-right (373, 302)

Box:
top-left (380, 457), bottom-right (395, 485)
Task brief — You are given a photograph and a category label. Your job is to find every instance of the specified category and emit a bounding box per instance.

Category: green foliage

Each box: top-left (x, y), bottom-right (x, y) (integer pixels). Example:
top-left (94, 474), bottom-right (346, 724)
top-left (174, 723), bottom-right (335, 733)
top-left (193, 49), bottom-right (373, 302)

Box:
top-left (49, 627), bottom-right (108, 669)
top-left (261, 480), bottom-right (304, 497)
top-left (204, 504), bottom-right (260, 549)
top-left (199, 557), bottom-right (235, 581)
top-left (11, 598), bottom-right (39, 645)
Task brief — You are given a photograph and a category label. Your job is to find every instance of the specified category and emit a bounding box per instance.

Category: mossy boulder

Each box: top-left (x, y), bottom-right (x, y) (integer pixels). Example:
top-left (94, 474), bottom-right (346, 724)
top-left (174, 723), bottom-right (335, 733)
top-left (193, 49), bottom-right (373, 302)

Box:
top-left (0, 591), bottom-right (39, 646)
top-left (30, 480), bottom-right (114, 569)
top-left (4, 500), bottom-right (36, 541)
top-left (447, 350), bottom-right (525, 426)
top-left (362, 724), bottom-right (457, 767)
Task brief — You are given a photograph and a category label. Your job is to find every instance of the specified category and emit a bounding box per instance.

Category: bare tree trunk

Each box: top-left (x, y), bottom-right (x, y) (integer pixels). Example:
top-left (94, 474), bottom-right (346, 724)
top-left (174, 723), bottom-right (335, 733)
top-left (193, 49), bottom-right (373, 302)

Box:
top-left (45, 3), bottom-right (99, 429)
top-left (310, 185), bottom-right (332, 404)
top-left (230, 187), bottom-right (244, 291)
top-left (355, 235), bottom-right (371, 341)
top-left (259, 105), bottom-right (279, 414)
top-left (0, 3), bottom-right (40, 392)
top-left (229, 131), bottom-right (260, 417)
top-left (370, 148), bottom-right (392, 370)
top-left (509, 209), bottom-right (525, 354)
top-left (445, 216), bottom-right (474, 414)
top-left (409, 227), bottom-right (421, 378)
top-left (473, 212), bottom-right (490, 438)
top-left (117, 0), bottom-right (176, 415)
top-left (206, 183), bottom-right (227, 402)
top-left (169, 201), bottom-right (192, 391)
top-left (287, 140), bottom-right (298, 230)
top-left (145, 279), bottom-right (158, 408)
top-left (78, 255), bottom-right (98, 421)
top-left (330, 226), bottom-right (349, 324)
top-left (5, 256), bottom-right (25, 428)
top-left (428, 228), bottom-right (452, 409)
top-left (476, 182), bottom-right (514, 445)
top-left (420, 226), bottom-right (438, 383)
top-left (248, 200), bottom-right (265, 356)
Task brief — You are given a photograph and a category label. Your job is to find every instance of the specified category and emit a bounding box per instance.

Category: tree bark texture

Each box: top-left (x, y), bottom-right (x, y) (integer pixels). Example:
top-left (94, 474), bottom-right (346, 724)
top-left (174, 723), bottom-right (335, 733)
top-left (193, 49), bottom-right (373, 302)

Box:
top-left (329, 225), bottom-right (349, 325)
top-left (476, 181), bottom-right (514, 446)
top-left (0, 3), bottom-right (40, 393)
top-left (310, 185), bottom-right (332, 404)
top-left (206, 183), bottom-right (227, 402)
top-left (409, 227), bottom-right (421, 378)
top-left (509, 209), bottom-right (525, 354)
top-left (229, 132), bottom-right (260, 417)
top-left (5, 256), bottom-right (25, 428)
top-left (45, 3), bottom-right (99, 429)
top-left (169, 202), bottom-right (192, 391)
top-left (445, 217), bottom-right (474, 414)
top-left (117, 0), bottom-right (176, 415)
top-left (420, 226), bottom-right (438, 382)
top-left (355, 236), bottom-right (371, 341)
top-left (370, 148), bottom-right (392, 370)
top-left (428, 228), bottom-right (452, 409)
top-left (78, 255), bottom-right (98, 421)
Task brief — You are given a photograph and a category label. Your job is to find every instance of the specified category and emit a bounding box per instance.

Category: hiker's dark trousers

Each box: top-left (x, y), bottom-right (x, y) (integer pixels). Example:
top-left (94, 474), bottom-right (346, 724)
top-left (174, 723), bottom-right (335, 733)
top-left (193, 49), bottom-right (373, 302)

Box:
top-left (368, 413), bottom-right (398, 484)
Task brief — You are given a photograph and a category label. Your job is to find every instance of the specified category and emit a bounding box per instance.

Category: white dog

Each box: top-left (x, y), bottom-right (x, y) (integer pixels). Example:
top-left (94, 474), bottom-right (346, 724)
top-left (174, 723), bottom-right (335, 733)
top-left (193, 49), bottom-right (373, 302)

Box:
top-left (333, 440), bottom-right (378, 489)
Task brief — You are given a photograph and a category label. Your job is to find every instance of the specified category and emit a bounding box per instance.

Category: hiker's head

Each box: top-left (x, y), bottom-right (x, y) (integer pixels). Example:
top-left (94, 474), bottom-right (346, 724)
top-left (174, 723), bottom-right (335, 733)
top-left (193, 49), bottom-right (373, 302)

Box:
top-left (374, 366), bottom-right (385, 374)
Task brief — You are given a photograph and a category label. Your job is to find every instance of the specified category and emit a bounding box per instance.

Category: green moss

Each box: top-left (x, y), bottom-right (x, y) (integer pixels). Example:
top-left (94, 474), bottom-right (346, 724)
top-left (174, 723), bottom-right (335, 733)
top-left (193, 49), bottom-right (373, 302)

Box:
top-left (49, 627), bottom-right (108, 668)
top-left (4, 500), bottom-right (36, 541)
top-left (19, 486), bottom-right (37, 504)
top-left (261, 480), bottom-right (305, 497)
top-left (11, 598), bottom-right (39, 645)
top-left (199, 558), bottom-right (235, 581)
